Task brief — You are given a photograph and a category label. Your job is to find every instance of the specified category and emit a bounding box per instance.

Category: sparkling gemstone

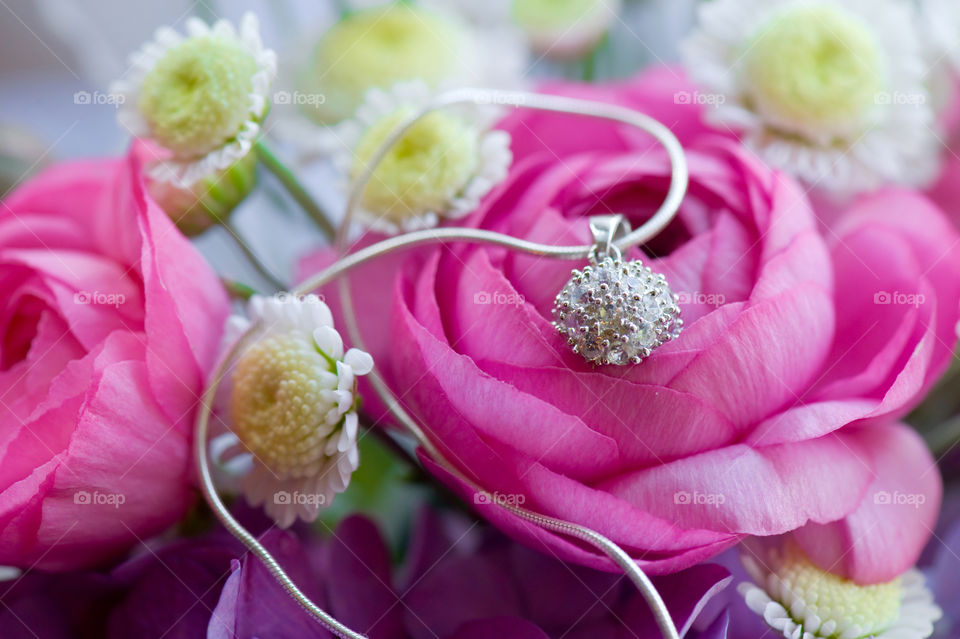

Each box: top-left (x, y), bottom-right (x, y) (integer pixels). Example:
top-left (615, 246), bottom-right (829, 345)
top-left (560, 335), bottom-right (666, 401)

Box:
top-left (552, 257), bottom-right (683, 366)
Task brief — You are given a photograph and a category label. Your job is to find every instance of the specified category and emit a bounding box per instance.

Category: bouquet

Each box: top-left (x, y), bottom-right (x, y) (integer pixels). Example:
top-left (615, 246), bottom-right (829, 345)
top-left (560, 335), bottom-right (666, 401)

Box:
top-left (2, 1), bottom-right (960, 637)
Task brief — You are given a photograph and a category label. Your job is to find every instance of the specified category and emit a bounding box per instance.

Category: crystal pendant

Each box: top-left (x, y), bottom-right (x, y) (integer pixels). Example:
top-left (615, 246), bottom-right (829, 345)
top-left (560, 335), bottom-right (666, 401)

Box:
top-left (552, 256), bottom-right (683, 366)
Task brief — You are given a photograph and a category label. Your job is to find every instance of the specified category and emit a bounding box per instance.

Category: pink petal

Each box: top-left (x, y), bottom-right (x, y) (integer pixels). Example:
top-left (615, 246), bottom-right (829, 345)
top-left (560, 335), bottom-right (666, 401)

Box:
top-left (597, 430), bottom-right (878, 536)
top-left (130, 151), bottom-right (229, 428)
top-left (480, 360), bottom-right (739, 465)
top-left (389, 288), bottom-right (620, 482)
top-left (816, 189), bottom-right (960, 401)
top-left (791, 422), bottom-right (941, 584)
top-left (668, 284), bottom-right (834, 428)
top-left (422, 454), bottom-right (738, 576)
top-left (0, 248), bottom-right (143, 348)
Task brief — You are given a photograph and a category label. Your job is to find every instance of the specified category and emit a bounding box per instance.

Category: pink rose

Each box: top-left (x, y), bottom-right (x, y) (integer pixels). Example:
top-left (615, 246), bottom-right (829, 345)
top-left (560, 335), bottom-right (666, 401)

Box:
top-left (0, 143), bottom-right (229, 570)
top-left (304, 70), bottom-right (959, 582)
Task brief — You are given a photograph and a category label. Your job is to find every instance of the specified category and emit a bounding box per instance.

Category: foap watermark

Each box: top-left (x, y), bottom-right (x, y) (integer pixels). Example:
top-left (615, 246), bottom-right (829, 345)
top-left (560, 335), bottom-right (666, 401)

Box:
top-left (74, 291), bottom-right (126, 307)
top-left (874, 490), bottom-right (926, 509)
top-left (73, 90), bottom-right (125, 108)
top-left (273, 91), bottom-right (326, 107)
top-left (474, 490), bottom-right (526, 507)
top-left (676, 291), bottom-right (725, 307)
top-left (473, 291), bottom-right (525, 307)
top-left (273, 491), bottom-right (327, 506)
top-left (674, 90), bottom-right (725, 106)
top-left (274, 291), bottom-right (327, 305)
top-left (674, 490), bottom-right (726, 508)
top-left (875, 91), bottom-right (926, 107)
top-left (74, 490), bottom-right (126, 509)
top-left (874, 291), bottom-right (925, 307)
top-left (473, 91), bottom-right (526, 107)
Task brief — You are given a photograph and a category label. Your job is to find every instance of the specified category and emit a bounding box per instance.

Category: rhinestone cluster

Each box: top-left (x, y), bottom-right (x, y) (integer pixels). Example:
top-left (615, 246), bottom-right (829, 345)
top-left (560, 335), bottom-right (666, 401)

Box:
top-left (552, 256), bottom-right (683, 365)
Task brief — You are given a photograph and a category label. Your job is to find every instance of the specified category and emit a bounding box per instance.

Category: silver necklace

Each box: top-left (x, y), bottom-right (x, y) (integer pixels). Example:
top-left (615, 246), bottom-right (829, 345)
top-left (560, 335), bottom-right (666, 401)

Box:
top-left (196, 88), bottom-right (690, 639)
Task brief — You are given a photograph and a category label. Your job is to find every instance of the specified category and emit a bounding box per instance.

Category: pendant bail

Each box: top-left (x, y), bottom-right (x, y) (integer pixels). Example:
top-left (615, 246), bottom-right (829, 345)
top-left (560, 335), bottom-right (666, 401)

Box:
top-left (589, 214), bottom-right (630, 262)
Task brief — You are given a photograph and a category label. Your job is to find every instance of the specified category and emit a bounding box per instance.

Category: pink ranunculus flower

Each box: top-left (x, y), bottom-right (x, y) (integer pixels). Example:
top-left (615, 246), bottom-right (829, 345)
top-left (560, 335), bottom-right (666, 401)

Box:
top-left (0, 142), bottom-right (229, 570)
top-left (302, 69), bottom-right (960, 583)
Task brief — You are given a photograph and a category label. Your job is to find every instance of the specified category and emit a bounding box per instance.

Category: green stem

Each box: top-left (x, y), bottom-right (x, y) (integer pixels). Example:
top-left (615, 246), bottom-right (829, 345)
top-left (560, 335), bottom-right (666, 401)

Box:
top-left (221, 278), bottom-right (259, 300)
top-left (223, 220), bottom-right (288, 292)
top-left (909, 349), bottom-right (960, 430)
top-left (363, 423), bottom-right (421, 471)
top-left (581, 34), bottom-right (608, 82)
top-left (924, 415), bottom-right (960, 457)
top-left (255, 140), bottom-right (336, 240)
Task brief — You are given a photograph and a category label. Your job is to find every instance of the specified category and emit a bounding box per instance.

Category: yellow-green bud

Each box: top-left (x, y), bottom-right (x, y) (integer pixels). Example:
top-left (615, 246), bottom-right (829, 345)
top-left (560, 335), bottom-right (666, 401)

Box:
top-left (300, 5), bottom-right (466, 124)
top-left (350, 108), bottom-right (479, 225)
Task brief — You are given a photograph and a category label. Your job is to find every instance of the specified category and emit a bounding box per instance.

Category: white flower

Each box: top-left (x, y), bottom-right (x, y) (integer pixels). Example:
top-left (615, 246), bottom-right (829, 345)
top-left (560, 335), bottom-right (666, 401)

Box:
top-left (213, 294), bottom-right (373, 528)
top-left (111, 13), bottom-right (277, 187)
top-left (739, 542), bottom-right (941, 639)
top-left (682, 0), bottom-right (939, 195)
top-left (326, 81), bottom-right (513, 234)
top-left (295, 2), bottom-right (525, 125)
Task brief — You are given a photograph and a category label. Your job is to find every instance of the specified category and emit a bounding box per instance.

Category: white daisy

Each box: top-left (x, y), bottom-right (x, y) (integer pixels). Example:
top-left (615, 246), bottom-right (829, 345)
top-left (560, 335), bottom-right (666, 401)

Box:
top-left (214, 294), bottom-right (373, 528)
top-left (328, 80), bottom-right (513, 234)
top-left (739, 542), bottom-right (941, 639)
top-left (111, 13), bottom-right (277, 188)
top-left (295, 2), bottom-right (525, 125)
top-left (682, 0), bottom-right (939, 195)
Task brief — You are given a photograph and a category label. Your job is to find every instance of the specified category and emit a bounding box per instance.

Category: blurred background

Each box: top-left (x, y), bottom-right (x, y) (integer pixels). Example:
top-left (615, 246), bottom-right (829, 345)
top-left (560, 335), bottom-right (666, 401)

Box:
top-left (0, 0), bottom-right (695, 159)
top-left (0, 0), bottom-right (697, 292)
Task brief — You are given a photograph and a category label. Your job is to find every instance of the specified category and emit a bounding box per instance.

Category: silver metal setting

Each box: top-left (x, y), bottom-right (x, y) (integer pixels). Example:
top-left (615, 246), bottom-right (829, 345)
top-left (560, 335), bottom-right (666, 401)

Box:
top-left (553, 215), bottom-right (683, 365)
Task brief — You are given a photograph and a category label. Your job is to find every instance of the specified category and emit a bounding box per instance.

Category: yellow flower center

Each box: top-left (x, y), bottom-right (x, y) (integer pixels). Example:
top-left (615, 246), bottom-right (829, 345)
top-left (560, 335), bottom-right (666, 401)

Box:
top-left (351, 108), bottom-right (479, 224)
top-left (741, 4), bottom-right (883, 140)
top-left (775, 544), bottom-right (901, 636)
top-left (139, 36), bottom-right (258, 158)
top-left (230, 333), bottom-right (339, 479)
top-left (511, 0), bottom-right (600, 29)
top-left (301, 5), bottom-right (465, 123)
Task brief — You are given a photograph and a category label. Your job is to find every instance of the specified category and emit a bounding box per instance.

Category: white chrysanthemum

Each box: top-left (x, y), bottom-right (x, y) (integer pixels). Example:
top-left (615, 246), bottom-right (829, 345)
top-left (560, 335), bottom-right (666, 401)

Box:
top-left (682, 0), bottom-right (938, 195)
top-left (111, 13), bottom-right (277, 187)
top-left (511, 0), bottom-right (623, 59)
top-left (296, 3), bottom-right (525, 125)
top-left (327, 81), bottom-right (512, 234)
top-left (739, 543), bottom-right (941, 639)
top-left (213, 294), bottom-right (373, 528)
